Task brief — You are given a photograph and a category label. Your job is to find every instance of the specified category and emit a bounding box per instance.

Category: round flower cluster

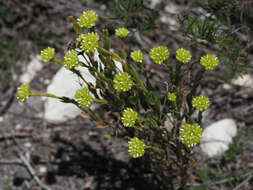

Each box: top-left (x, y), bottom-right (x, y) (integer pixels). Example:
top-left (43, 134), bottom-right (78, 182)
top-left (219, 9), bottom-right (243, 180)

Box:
top-left (79, 32), bottom-right (100, 53)
top-left (192, 95), bottom-right (210, 111)
top-left (128, 137), bottom-right (145, 158)
top-left (64, 50), bottom-right (79, 70)
top-left (75, 87), bottom-right (93, 108)
top-left (113, 72), bottom-right (133, 92)
top-left (40, 47), bottom-right (55, 62)
top-left (17, 83), bottom-right (31, 102)
top-left (200, 54), bottom-right (219, 70)
top-left (121, 108), bottom-right (138, 127)
top-left (115, 27), bottom-right (129, 38)
top-left (180, 123), bottom-right (202, 148)
top-left (77, 10), bottom-right (98, 29)
top-left (149, 46), bottom-right (170, 64)
top-left (130, 50), bottom-right (143, 63)
top-left (168, 92), bottom-right (177, 102)
top-left (176, 48), bottom-right (192, 64)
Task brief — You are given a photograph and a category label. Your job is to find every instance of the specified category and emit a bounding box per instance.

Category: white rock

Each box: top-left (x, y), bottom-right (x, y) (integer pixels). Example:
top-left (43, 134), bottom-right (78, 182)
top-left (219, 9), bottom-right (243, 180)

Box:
top-left (200, 119), bottom-right (237, 157)
top-left (231, 74), bottom-right (253, 88)
top-left (160, 3), bottom-right (180, 30)
top-left (44, 51), bottom-right (122, 122)
top-left (149, 0), bottom-right (160, 8)
top-left (24, 142), bottom-right (32, 148)
top-left (38, 166), bottom-right (47, 175)
top-left (20, 55), bottom-right (43, 83)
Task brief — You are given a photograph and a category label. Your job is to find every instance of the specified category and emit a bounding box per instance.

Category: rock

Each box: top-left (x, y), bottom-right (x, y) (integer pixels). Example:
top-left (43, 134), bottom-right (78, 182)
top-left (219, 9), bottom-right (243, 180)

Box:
top-left (148, 0), bottom-right (160, 9)
top-left (44, 50), bottom-right (122, 122)
top-left (200, 119), bottom-right (237, 157)
top-left (160, 3), bottom-right (180, 29)
top-left (38, 166), bottom-right (47, 176)
top-left (20, 55), bottom-right (43, 83)
top-left (231, 74), bottom-right (253, 88)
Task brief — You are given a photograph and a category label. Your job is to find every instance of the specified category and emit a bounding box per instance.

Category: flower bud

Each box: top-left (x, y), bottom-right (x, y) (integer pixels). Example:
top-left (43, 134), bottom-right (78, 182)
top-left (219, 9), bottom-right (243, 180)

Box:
top-left (17, 83), bottom-right (31, 102)
top-left (121, 108), bottom-right (138, 127)
top-left (128, 137), bottom-right (145, 158)
top-left (176, 48), bottom-right (192, 64)
top-left (77, 10), bottom-right (98, 29)
top-left (200, 54), bottom-right (219, 70)
top-left (113, 72), bottom-right (133, 92)
top-left (75, 87), bottom-right (93, 108)
top-left (115, 27), bottom-right (129, 38)
top-left (130, 50), bottom-right (144, 63)
top-left (40, 47), bottom-right (55, 62)
top-left (149, 46), bottom-right (170, 64)
top-left (64, 50), bottom-right (79, 69)
top-left (192, 95), bottom-right (210, 111)
top-left (180, 123), bottom-right (202, 147)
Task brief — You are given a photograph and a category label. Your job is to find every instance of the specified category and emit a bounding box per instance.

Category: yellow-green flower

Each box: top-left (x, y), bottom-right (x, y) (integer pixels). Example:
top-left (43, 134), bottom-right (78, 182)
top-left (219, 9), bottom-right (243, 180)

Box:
top-left (168, 92), bottom-right (176, 102)
top-left (176, 48), bottom-right (192, 64)
top-left (121, 108), bottom-right (138, 127)
top-left (180, 123), bottom-right (202, 148)
top-left (77, 10), bottom-right (98, 29)
top-left (17, 83), bottom-right (31, 102)
top-left (130, 50), bottom-right (143, 63)
top-left (64, 50), bottom-right (79, 69)
top-left (75, 87), bottom-right (93, 108)
top-left (113, 72), bottom-right (133, 92)
top-left (40, 47), bottom-right (55, 62)
top-left (128, 137), bottom-right (145, 158)
top-left (200, 54), bottom-right (219, 70)
top-left (149, 46), bottom-right (170, 64)
top-left (80, 32), bottom-right (99, 53)
top-left (192, 96), bottom-right (210, 111)
top-left (115, 27), bottom-right (129, 38)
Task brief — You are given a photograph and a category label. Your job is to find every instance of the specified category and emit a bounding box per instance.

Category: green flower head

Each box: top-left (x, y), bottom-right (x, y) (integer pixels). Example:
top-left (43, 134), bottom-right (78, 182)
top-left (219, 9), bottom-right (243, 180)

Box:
top-left (192, 95), bottom-right (210, 111)
top-left (113, 72), bottom-right (133, 92)
top-left (80, 32), bottom-right (100, 53)
top-left (75, 87), bottom-right (93, 108)
top-left (130, 50), bottom-right (144, 63)
top-left (200, 54), bottom-right (219, 70)
top-left (168, 92), bottom-right (176, 102)
top-left (128, 137), bottom-right (145, 158)
top-left (176, 48), bottom-right (192, 64)
top-left (115, 27), bottom-right (129, 38)
top-left (180, 123), bottom-right (202, 148)
top-left (17, 83), bottom-right (31, 102)
top-left (64, 50), bottom-right (79, 70)
top-left (77, 10), bottom-right (98, 29)
top-left (149, 46), bottom-right (170, 64)
top-left (40, 47), bottom-right (55, 62)
top-left (121, 108), bottom-right (138, 127)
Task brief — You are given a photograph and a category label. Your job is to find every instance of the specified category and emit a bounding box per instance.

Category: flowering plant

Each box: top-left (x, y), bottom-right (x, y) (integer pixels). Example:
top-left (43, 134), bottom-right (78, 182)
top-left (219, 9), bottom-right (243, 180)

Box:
top-left (17, 10), bottom-right (220, 188)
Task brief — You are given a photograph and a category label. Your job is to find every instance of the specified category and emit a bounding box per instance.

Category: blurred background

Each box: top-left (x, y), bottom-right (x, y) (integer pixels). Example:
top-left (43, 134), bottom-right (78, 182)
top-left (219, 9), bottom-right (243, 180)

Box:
top-left (0, 0), bottom-right (253, 189)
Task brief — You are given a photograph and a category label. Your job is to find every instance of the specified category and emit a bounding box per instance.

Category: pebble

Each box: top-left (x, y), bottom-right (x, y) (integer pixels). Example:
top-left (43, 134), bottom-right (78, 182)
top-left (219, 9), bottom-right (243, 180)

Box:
top-left (200, 119), bottom-right (237, 157)
top-left (20, 55), bottom-right (43, 83)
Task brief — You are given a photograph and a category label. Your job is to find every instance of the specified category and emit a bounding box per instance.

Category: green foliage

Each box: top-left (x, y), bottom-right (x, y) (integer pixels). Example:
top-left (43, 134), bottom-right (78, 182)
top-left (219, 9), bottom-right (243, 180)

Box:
top-left (223, 142), bottom-right (243, 162)
top-left (108, 0), bottom-right (159, 31)
top-left (178, 2), bottom-right (252, 80)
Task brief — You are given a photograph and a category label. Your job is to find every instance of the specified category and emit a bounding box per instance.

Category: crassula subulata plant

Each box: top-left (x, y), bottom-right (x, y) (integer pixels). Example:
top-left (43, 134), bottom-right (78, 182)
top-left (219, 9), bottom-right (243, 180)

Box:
top-left (17, 10), bottom-right (221, 188)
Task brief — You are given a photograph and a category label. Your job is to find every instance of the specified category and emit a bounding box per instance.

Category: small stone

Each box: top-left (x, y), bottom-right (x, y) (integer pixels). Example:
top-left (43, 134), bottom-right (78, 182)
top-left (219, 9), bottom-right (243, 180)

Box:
top-left (38, 166), bottom-right (47, 176)
top-left (24, 142), bottom-right (32, 148)
top-left (200, 119), bottom-right (237, 157)
top-left (231, 74), bottom-right (253, 89)
top-left (20, 55), bottom-right (43, 83)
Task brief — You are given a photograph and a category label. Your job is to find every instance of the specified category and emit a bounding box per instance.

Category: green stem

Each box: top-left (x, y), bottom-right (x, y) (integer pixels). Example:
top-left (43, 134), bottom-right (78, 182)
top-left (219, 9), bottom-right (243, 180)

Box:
top-left (93, 98), bottom-right (108, 104)
top-left (31, 92), bottom-right (60, 99)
